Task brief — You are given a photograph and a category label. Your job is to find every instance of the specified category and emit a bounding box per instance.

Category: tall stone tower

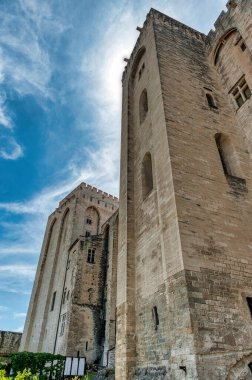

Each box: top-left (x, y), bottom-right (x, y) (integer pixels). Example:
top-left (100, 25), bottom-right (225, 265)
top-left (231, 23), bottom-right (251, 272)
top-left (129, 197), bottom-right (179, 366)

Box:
top-left (20, 183), bottom-right (118, 363)
top-left (117, 2), bottom-right (252, 379)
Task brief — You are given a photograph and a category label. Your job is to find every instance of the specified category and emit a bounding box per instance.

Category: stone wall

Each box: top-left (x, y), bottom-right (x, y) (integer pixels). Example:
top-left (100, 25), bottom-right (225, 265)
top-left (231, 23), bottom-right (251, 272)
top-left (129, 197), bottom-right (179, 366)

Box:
top-left (20, 183), bottom-right (118, 359)
top-left (0, 331), bottom-right (22, 356)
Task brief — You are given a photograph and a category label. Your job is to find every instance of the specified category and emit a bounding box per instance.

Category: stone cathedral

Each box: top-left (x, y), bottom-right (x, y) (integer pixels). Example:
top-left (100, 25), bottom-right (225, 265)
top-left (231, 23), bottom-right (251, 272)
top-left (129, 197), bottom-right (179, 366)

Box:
top-left (20, 1), bottom-right (252, 379)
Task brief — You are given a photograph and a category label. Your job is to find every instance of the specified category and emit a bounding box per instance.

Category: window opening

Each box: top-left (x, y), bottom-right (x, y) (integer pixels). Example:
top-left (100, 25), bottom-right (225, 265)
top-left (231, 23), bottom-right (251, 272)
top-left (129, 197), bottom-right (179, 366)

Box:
top-left (59, 313), bottom-right (67, 336)
top-left (206, 93), bottom-right (217, 108)
top-left (232, 77), bottom-right (251, 108)
top-left (142, 152), bottom-right (153, 199)
top-left (66, 259), bottom-right (70, 270)
top-left (86, 218), bottom-right (92, 225)
top-left (86, 341), bottom-right (88, 351)
top-left (51, 291), bottom-right (56, 311)
top-left (139, 89), bottom-right (148, 123)
top-left (85, 231), bottom-right (91, 237)
top-left (246, 297), bottom-right (252, 317)
top-left (67, 290), bottom-right (70, 301)
top-left (152, 306), bottom-right (159, 330)
top-left (87, 248), bottom-right (96, 264)
top-left (248, 363), bottom-right (252, 374)
top-left (62, 288), bottom-right (67, 304)
top-left (240, 41), bottom-right (247, 51)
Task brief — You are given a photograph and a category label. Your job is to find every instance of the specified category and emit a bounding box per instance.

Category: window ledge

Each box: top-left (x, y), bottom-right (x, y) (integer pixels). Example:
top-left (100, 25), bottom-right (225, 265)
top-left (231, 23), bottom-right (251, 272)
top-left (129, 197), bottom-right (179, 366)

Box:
top-left (226, 174), bottom-right (247, 197)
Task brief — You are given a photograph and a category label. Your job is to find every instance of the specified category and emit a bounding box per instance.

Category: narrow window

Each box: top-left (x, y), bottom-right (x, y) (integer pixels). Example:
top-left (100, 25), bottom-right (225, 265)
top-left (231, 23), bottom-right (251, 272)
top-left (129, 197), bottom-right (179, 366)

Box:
top-left (246, 297), bottom-right (252, 317)
top-left (86, 341), bottom-right (88, 351)
top-left (152, 306), bottom-right (159, 330)
top-left (62, 288), bottom-right (67, 304)
top-left (206, 93), bottom-right (217, 108)
top-left (248, 363), bottom-right (252, 374)
top-left (86, 218), bottom-right (92, 225)
top-left (240, 41), bottom-right (247, 51)
top-left (51, 291), bottom-right (56, 311)
top-left (215, 134), bottom-right (229, 176)
top-left (87, 248), bottom-right (96, 264)
top-left (142, 152), bottom-right (153, 199)
top-left (67, 290), bottom-right (70, 301)
top-left (139, 89), bottom-right (148, 123)
top-left (66, 259), bottom-right (70, 270)
top-left (85, 231), bottom-right (91, 237)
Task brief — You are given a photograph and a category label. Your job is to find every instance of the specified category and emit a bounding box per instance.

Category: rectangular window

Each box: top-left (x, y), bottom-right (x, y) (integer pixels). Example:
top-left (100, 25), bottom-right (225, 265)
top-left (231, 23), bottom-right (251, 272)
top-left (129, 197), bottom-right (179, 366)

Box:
top-left (152, 306), bottom-right (159, 330)
top-left (51, 291), bottom-right (56, 311)
top-left (86, 218), bottom-right (92, 225)
top-left (85, 231), bottom-right (91, 237)
top-left (232, 77), bottom-right (251, 108)
top-left (87, 248), bottom-right (96, 264)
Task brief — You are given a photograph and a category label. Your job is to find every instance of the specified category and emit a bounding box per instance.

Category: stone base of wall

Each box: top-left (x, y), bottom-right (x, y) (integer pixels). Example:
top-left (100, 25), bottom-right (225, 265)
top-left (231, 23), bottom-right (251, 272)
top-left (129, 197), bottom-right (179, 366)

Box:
top-left (133, 366), bottom-right (167, 380)
top-left (93, 368), bottom-right (115, 380)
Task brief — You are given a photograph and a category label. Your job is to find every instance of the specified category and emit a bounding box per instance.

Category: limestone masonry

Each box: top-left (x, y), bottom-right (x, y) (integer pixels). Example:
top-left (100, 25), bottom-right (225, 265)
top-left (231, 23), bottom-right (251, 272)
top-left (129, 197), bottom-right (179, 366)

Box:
top-left (20, 1), bottom-right (252, 379)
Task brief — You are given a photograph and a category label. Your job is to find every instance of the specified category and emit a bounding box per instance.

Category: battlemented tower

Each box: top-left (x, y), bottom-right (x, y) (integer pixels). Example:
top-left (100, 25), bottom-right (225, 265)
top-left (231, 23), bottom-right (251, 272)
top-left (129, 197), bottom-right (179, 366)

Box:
top-left (20, 1), bottom-right (252, 379)
top-left (20, 183), bottom-right (118, 363)
top-left (117, 1), bottom-right (252, 379)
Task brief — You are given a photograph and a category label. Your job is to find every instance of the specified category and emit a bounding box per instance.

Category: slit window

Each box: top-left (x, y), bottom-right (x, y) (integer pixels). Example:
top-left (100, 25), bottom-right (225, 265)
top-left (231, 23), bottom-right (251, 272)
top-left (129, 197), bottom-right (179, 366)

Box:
top-left (51, 291), bottom-right (56, 311)
top-left (152, 306), bottom-right (159, 330)
top-left (240, 40), bottom-right (247, 51)
top-left (232, 78), bottom-right (251, 108)
top-left (139, 89), bottom-right (148, 123)
top-left (246, 297), bottom-right (252, 317)
top-left (142, 152), bottom-right (153, 199)
top-left (87, 248), bottom-right (96, 264)
top-left (86, 341), bottom-right (88, 351)
top-left (206, 93), bottom-right (217, 108)
top-left (62, 288), bottom-right (67, 304)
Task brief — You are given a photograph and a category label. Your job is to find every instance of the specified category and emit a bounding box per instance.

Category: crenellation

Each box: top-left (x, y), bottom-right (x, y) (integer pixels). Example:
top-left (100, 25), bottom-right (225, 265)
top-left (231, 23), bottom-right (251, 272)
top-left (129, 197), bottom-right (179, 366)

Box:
top-left (19, 3), bottom-right (252, 379)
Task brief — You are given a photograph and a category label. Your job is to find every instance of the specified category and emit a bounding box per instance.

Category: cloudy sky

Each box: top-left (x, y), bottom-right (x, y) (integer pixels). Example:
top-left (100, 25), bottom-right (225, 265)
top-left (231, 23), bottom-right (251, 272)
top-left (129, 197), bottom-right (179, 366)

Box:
top-left (0, 0), bottom-right (226, 333)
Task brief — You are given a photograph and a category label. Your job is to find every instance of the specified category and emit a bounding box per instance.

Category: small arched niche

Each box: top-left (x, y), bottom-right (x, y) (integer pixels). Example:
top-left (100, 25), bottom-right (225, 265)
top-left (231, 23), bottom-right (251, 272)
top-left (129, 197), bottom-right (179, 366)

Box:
top-left (215, 133), bottom-right (243, 178)
top-left (139, 89), bottom-right (148, 124)
top-left (142, 152), bottom-right (153, 199)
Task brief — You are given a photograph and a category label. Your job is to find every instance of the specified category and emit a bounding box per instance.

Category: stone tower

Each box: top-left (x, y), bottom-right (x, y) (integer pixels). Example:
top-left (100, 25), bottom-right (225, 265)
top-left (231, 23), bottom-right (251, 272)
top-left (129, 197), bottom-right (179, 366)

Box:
top-left (117, 2), bottom-right (252, 379)
top-left (20, 183), bottom-right (118, 363)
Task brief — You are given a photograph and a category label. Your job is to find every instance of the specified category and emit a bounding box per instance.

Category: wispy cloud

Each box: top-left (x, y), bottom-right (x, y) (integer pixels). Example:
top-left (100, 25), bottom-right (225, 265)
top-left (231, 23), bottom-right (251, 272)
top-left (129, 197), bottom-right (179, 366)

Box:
top-left (0, 0), bottom-right (67, 160)
top-left (13, 312), bottom-right (26, 319)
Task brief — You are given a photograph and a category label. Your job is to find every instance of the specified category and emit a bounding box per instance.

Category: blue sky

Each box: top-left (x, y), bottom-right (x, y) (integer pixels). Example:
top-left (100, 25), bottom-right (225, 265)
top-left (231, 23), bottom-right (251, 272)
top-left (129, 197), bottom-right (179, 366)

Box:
top-left (0, 0), bottom-right (226, 333)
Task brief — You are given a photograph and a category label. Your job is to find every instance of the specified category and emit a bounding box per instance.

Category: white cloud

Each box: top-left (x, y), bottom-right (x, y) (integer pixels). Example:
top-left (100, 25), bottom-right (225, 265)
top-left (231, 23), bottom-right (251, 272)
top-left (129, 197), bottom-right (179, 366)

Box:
top-left (0, 0), bottom-right (67, 160)
top-left (14, 325), bottom-right (24, 333)
top-left (0, 305), bottom-right (9, 312)
top-left (0, 137), bottom-right (23, 160)
top-left (0, 264), bottom-right (36, 280)
top-left (13, 312), bottom-right (27, 319)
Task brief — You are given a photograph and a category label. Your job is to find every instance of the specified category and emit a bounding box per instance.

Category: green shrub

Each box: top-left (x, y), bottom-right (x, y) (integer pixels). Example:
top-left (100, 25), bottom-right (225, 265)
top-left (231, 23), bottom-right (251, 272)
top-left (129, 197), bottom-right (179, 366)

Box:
top-left (10, 352), bottom-right (64, 379)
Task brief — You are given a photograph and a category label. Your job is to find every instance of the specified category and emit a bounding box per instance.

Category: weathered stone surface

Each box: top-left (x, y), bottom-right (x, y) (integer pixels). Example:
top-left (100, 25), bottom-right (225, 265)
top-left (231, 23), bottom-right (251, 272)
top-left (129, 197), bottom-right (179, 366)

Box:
top-left (21, 1), bottom-right (252, 379)
top-left (0, 331), bottom-right (22, 356)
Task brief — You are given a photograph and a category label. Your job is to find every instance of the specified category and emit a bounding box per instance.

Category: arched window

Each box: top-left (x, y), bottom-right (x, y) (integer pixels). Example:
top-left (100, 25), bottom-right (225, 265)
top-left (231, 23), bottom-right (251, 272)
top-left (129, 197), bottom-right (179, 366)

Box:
top-left (139, 89), bottom-right (148, 123)
top-left (84, 206), bottom-right (100, 235)
top-left (215, 133), bottom-right (244, 180)
top-left (142, 152), bottom-right (153, 199)
top-left (206, 93), bottom-right (217, 108)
